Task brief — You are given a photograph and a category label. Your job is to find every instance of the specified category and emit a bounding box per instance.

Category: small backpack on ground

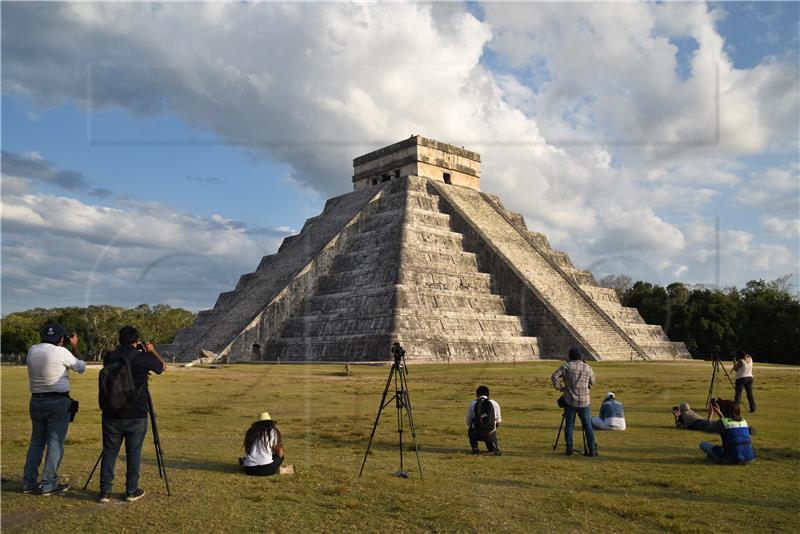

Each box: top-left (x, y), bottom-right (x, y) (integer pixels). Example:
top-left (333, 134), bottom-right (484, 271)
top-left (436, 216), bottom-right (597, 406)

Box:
top-left (98, 349), bottom-right (141, 412)
top-left (474, 397), bottom-right (496, 434)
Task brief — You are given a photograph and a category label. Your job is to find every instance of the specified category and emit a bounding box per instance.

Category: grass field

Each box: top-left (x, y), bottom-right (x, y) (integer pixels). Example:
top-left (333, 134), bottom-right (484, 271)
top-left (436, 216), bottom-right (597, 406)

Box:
top-left (2, 360), bottom-right (799, 533)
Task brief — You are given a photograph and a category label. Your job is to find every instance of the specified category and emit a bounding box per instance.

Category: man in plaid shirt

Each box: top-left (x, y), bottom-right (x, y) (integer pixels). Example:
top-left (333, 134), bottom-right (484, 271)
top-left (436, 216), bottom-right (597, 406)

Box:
top-left (551, 347), bottom-right (598, 456)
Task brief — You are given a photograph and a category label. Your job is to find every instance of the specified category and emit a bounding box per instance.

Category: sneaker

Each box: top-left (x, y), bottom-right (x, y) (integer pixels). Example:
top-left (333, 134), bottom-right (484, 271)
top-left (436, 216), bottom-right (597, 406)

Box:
top-left (98, 492), bottom-right (112, 503)
top-left (40, 483), bottom-right (70, 496)
top-left (493, 445), bottom-right (504, 456)
top-left (126, 488), bottom-right (145, 502)
top-left (587, 448), bottom-right (599, 457)
top-left (471, 448), bottom-right (480, 455)
top-left (23, 484), bottom-right (42, 495)
top-left (565, 447), bottom-right (574, 456)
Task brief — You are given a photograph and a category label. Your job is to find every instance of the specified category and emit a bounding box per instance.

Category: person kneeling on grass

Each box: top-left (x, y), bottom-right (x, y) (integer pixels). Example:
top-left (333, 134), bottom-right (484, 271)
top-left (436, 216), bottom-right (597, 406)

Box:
top-left (699, 400), bottom-right (755, 465)
top-left (591, 392), bottom-right (626, 431)
top-left (466, 385), bottom-right (503, 455)
top-left (240, 412), bottom-right (284, 476)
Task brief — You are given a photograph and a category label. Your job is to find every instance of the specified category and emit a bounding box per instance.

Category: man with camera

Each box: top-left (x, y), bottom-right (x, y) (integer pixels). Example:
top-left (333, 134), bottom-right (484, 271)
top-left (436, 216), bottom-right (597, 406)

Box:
top-left (98, 325), bottom-right (165, 503)
top-left (23, 322), bottom-right (86, 495)
top-left (551, 347), bottom-right (598, 456)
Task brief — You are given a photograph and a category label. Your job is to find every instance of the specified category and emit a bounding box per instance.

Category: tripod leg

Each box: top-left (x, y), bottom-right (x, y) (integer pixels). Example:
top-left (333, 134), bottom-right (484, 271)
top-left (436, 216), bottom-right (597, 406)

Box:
top-left (396, 370), bottom-right (405, 475)
top-left (399, 370), bottom-right (423, 478)
top-left (706, 360), bottom-right (719, 409)
top-left (553, 413), bottom-right (564, 450)
top-left (359, 365), bottom-right (395, 477)
top-left (148, 391), bottom-right (171, 495)
top-left (83, 451), bottom-right (103, 490)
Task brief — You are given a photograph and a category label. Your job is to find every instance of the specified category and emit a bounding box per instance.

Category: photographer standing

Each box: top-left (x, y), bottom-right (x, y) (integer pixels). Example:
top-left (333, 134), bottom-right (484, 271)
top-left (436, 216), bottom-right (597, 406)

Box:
top-left (98, 326), bottom-right (165, 503)
top-left (551, 348), bottom-right (597, 456)
top-left (733, 351), bottom-right (757, 413)
top-left (23, 322), bottom-right (86, 495)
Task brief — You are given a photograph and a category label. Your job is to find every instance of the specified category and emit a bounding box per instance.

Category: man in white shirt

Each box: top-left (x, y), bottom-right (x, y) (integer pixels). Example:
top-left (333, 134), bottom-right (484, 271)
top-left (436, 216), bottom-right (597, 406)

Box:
top-left (23, 322), bottom-right (86, 496)
top-left (466, 385), bottom-right (503, 455)
top-left (733, 350), bottom-right (757, 413)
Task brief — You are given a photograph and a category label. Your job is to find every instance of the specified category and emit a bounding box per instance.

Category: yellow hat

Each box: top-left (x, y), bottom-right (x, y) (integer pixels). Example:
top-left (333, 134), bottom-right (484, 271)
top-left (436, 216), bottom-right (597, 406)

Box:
top-left (258, 411), bottom-right (273, 422)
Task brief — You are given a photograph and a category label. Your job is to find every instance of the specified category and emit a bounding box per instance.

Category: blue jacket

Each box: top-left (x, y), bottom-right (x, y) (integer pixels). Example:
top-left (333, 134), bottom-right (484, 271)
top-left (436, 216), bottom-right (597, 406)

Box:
top-left (720, 417), bottom-right (755, 464)
top-left (599, 399), bottom-right (625, 420)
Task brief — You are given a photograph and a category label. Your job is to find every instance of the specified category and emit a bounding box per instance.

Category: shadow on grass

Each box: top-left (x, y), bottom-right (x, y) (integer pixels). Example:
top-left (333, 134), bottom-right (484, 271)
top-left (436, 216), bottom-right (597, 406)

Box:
top-left (141, 456), bottom-right (240, 474)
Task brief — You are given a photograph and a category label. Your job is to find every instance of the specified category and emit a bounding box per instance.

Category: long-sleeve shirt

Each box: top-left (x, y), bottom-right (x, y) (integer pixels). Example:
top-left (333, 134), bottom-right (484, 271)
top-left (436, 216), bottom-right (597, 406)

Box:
top-left (551, 360), bottom-right (595, 408)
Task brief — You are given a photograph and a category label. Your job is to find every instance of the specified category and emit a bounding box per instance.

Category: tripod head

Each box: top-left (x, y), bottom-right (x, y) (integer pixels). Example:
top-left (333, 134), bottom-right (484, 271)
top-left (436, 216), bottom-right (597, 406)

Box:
top-left (391, 342), bottom-right (407, 374)
top-left (710, 344), bottom-right (723, 361)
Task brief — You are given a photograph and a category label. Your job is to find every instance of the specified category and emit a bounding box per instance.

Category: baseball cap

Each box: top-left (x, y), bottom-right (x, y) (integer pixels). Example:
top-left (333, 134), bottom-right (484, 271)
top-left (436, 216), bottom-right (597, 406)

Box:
top-left (41, 322), bottom-right (67, 343)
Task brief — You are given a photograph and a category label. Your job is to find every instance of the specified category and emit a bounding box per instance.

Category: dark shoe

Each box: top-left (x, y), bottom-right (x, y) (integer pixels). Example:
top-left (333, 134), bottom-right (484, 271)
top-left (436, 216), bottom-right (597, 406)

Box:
top-left (565, 446), bottom-right (574, 456)
top-left (23, 483), bottom-right (42, 495)
top-left (493, 444), bottom-right (503, 456)
top-left (587, 447), bottom-right (599, 457)
top-left (40, 483), bottom-right (70, 496)
top-left (749, 407), bottom-right (757, 413)
top-left (126, 488), bottom-right (145, 502)
top-left (98, 492), bottom-right (111, 503)
top-left (471, 448), bottom-right (480, 455)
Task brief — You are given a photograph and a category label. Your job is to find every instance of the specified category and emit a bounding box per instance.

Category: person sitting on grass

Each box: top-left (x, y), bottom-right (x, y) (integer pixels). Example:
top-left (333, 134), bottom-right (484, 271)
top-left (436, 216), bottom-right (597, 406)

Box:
top-left (699, 400), bottom-right (755, 465)
top-left (466, 385), bottom-right (502, 455)
top-left (240, 412), bottom-right (284, 476)
top-left (591, 392), bottom-right (626, 430)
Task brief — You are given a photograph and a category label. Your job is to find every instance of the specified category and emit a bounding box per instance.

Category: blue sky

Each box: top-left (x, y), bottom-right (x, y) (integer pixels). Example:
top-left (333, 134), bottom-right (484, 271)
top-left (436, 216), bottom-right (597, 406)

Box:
top-left (2, 2), bottom-right (798, 313)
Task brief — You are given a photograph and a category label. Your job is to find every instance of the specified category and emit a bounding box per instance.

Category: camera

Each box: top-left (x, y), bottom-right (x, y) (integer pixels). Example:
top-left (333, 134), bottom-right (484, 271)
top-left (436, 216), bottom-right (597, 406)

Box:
top-left (391, 342), bottom-right (405, 358)
top-left (61, 332), bottom-right (76, 344)
top-left (136, 341), bottom-right (149, 352)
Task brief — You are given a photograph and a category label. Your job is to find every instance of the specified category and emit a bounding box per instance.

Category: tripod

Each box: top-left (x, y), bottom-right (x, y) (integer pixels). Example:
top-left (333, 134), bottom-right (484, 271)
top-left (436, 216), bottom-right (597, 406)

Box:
top-left (705, 347), bottom-right (735, 409)
top-left (359, 343), bottom-right (423, 479)
top-left (83, 390), bottom-right (171, 495)
top-left (552, 411), bottom-right (588, 455)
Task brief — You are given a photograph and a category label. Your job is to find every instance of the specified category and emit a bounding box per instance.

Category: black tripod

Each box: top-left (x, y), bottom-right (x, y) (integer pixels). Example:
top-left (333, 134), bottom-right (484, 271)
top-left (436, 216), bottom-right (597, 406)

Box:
top-left (83, 390), bottom-right (171, 495)
top-left (705, 346), bottom-right (735, 409)
top-left (552, 411), bottom-right (588, 455)
top-left (359, 343), bottom-right (423, 479)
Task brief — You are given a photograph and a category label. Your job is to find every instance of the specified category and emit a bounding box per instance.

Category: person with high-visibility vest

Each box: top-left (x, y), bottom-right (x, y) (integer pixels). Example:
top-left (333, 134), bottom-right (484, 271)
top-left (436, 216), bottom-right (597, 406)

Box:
top-left (699, 400), bottom-right (755, 464)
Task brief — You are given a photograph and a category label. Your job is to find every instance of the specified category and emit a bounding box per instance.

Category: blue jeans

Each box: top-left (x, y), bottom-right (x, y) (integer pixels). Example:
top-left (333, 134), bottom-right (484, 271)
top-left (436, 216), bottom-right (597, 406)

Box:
top-left (100, 417), bottom-right (148, 494)
top-left (700, 441), bottom-right (724, 463)
top-left (23, 395), bottom-right (72, 492)
top-left (564, 404), bottom-right (596, 451)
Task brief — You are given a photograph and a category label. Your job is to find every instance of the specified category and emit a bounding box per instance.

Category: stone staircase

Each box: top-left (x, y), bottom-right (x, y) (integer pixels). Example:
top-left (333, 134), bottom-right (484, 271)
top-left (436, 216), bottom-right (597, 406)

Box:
top-left (433, 182), bottom-right (645, 360)
top-left (259, 177), bottom-right (540, 362)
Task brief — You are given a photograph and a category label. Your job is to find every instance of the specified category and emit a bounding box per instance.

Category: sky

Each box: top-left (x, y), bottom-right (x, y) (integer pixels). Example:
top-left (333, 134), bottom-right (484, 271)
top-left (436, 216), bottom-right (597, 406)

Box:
top-left (1, 1), bottom-right (798, 314)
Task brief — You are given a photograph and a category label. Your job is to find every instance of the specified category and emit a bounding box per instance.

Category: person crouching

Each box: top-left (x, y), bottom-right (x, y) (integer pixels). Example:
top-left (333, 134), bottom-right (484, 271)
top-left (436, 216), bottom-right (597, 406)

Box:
top-left (240, 412), bottom-right (284, 476)
top-left (591, 392), bottom-right (626, 431)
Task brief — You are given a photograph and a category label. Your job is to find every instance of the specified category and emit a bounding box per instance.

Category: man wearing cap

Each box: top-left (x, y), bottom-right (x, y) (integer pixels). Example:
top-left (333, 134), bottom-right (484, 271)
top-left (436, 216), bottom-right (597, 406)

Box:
top-left (98, 325), bottom-right (165, 503)
top-left (591, 392), bottom-right (627, 431)
top-left (551, 347), bottom-right (598, 456)
top-left (23, 322), bottom-right (86, 495)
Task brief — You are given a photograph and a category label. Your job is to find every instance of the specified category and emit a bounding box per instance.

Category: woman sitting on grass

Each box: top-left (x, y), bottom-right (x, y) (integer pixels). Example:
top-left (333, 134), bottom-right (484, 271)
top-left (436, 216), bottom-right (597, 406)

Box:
top-left (699, 400), bottom-right (755, 465)
top-left (240, 411), bottom-right (284, 476)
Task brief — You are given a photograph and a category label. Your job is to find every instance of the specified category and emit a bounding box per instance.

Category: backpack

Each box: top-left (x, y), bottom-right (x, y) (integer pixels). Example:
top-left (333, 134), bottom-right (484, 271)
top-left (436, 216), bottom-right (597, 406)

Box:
top-left (98, 349), bottom-right (142, 412)
top-left (473, 397), bottom-right (496, 434)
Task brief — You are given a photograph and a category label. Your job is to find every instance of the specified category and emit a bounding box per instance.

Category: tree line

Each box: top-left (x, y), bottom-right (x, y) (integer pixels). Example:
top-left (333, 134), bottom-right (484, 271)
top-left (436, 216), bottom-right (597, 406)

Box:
top-left (599, 274), bottom-right (800, 364)
top-left (1, 304), bottom-right (196, 361)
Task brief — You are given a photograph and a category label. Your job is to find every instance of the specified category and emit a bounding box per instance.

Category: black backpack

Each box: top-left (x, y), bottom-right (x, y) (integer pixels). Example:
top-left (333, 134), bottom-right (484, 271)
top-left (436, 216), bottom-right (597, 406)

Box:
top-left (474, 397), bottom-right (496, 434)
top-left (98, 349), bottom-right (141, 412)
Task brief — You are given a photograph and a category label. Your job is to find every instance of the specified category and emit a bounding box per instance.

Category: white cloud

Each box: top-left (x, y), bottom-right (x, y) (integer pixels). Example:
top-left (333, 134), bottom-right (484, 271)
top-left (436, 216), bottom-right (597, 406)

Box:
top-left (1, 1), bottom-right (798, 306)
top-left (763, 216), bottom-right (800, 238)
top-left (0, 190), bottom-right (291, 312)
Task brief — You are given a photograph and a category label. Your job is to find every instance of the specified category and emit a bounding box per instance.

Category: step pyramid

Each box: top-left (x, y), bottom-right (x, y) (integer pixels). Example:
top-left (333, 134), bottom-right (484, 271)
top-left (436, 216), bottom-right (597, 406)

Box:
top-left (164, 136), bottom-right (689, 362)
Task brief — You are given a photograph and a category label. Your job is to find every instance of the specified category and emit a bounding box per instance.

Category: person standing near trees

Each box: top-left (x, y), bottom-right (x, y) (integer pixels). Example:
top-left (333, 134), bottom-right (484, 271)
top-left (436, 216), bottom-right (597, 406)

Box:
top-left (733, 350), bottom-right (757, 413)
top-left (98, 325), bottom-right (165, 503)
top-left (23, 322), bottom-right (86, 495)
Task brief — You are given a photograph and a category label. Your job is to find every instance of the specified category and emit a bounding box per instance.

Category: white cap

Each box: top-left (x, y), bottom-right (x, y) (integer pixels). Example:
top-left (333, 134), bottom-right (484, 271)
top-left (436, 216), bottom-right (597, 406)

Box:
top-left (606, 392), bottom-right (615, 399)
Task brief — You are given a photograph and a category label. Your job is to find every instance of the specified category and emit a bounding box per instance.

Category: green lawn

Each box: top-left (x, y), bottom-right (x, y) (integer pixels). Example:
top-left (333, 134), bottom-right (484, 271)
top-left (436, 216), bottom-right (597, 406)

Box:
top-left (2, 360), bottom-right (798, 533)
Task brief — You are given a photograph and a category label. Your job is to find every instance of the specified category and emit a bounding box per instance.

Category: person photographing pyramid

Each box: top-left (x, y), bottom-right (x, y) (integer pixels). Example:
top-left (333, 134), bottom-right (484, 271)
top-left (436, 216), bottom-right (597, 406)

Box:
top-left (466, 385), bottom-right (503, 455)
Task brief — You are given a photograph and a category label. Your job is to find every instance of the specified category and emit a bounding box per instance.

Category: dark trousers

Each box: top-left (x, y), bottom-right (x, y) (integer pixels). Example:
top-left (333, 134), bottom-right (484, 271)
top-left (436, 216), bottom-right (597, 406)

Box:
top-left (100, 416), bottom-right (148, 494)
top-left (23, 395), bottom-right (72, 492)
top-left (242, 456), bottom-right (283, 476)
top-left (468, 426), bottom-right (499, 452)
top-left (734, 377), bottom-right (756, 411)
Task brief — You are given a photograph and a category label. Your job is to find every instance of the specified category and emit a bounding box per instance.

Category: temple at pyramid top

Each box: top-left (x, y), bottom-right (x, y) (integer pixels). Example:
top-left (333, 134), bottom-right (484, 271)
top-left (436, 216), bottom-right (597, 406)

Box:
top-left (165, 136), bottom-right (690, 363)
top-left (353, 135), bottom-right (481, 191)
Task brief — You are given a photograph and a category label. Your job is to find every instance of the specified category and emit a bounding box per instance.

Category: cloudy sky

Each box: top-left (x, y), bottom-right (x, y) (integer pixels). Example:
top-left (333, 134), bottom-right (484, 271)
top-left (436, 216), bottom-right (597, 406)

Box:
top-left (2, 1), bottom-right (798, 314)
